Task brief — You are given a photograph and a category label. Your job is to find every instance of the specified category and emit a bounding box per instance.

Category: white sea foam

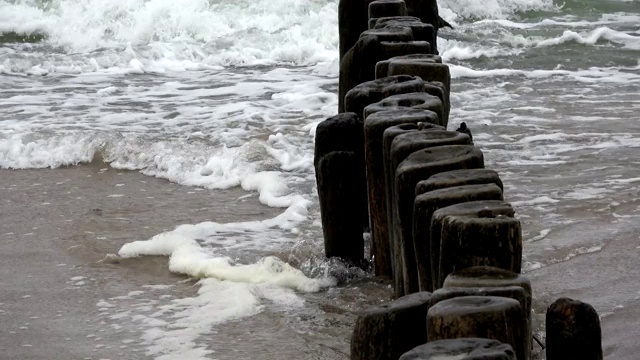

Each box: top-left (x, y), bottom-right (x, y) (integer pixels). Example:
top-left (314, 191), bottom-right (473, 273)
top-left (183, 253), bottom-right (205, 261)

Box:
top-left (119, 207), bottom-right (335, 290)
top-left (450, 64), bottom-right (640, 82)
top-left (536, 27), bottom-right (640, 50)
top-left (440, 0), bottom-right (558, 21)
top-left (0, 0), bottom-right (340, 72)
top-left (99, 277), bottom-right (310, 360)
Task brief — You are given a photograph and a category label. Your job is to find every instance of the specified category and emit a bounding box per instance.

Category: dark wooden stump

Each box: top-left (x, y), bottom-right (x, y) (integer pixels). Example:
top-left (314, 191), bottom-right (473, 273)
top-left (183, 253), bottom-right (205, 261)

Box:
top-left (442, 266), bottom-right (532, 310)
top-left (339, 38), bottom-right (433, 113)
top-left (399, 338), bottom-right (516, 360)
top-left (546, 298), bottom-right (603, 360)
top-left (314, 113), bottom-right (365, 263)
top-left (431, 202), bottom-right (516, 287)
top-left (344, 76), bottom-right (428, 234)
top-left (404, 0), bottom-right (440, 53)
top-left (427, 296), bottom-right (524, 358)
top-left (374, 17), bottom-right (436, 51)
top-left (384, 56), bottom-right (451, 123)
top-left (368, 0), bottom-right (408, 29)
top-left (430, 286), bottom-right (531, 360)
top-left (351, 292), bottom-right (432, 360)
top-left (387, 133), bottom-right (473, 296)
top-left (338, 0), bottom-right (377, 61)
top-left (364, 108), bottom-right (440, 276)
top-left (364, 92), bottom-right (445, 127)
top-left (361, 26), bottom-right (413, 42)
top-left (394, 145), bottom-right (484, 296)
top-left (416, 168), bottom-right (504, 194)
top-left (439, 214), bottom-right (522, 288)
top-left (386, 56), bottom-right (450, 92)
top-left (381, 40), bottom-right (432, 59)
top-left (377, 54), bottom-right (441, 82)
top-left (382, 123), bottom-right (441, 282)
top-left (345, 75), bottom-right (425, 120)
top-left (412, 184), bottom-right (504, 292)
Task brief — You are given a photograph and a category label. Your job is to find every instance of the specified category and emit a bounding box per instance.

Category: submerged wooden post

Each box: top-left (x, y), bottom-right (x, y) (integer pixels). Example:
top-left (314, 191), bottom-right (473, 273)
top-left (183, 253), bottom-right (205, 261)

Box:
top-left (377, 54), bottom-right (451, 123)
top-left (442, 266), bottom-right (533, 360)
top-left (546, 298), bottom-right (603, 360)
top-left (368, 0), bottom-right (408, 29)
top-left (314, 113), bottom-right (365, 264)
top-left (351, 292), bottom-right (432, 360)
top-left (394, 145), bottom-right (483, 296)
top-left (364, 107), bottom-right (441, 276)
top-left (416, 168), bottom-right (504, 193)
top-left (439, 214), bottom-right (522, 289)
top-left (388, 134), bottom-right (474, 296)
top-left (399, 338), bottom-right (516, 360)
top-left (364, 92), bottom-right (445, 126)
top-left (340, 36), bottom-right (435, 113)
top-left (427, 296), bottom-right (525, 359)
top-left (430, 286), bottom-right (531, 360)
top-left (430, 201), bottom-right (514, 287)
top-left (412, 183), bottom-right (504, 292)
top-left (382, 123), bottom-right (440, 282)
top-left (374, 17), bottom-right (436, 51)
top-left (345, 75), bottom-right (425, 120)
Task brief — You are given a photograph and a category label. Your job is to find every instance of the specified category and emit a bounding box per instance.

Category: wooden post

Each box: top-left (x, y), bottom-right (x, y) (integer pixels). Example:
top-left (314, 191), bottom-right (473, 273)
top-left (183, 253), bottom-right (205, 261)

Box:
top-left (427, 296), bottom-right (524, 359)
top-left (399, 338), bottom-right (516, 360)
top-left (351, 292), bottom-right (432, 360)
top-left (393, 145), bottom-right (483, 295)
top-left (546, 298), bottom-right (603, 360)
top-left (412, 183), bottom-right (504, 292)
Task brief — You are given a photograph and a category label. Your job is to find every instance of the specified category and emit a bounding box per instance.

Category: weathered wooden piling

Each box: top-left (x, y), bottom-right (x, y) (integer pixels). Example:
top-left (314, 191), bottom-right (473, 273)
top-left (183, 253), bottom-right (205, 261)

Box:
top-left (364, 92), bottom-right (445, 126)
top-left (394, 145), bottom-right (484, 296)
top-left (430, 203), bottom-right (516, 289)
top-left (416, 168), bottom-right (504, 193)
top-left (442, 266), bottom-right (532, 301)
top-left (376, 54), bottom-right (441, 81)
top-left (351, 292), bottom-right (432, 360)
top-left (403, 0), bottom-right (441, 53)
top-left (388, 134), bottom-right (473, 296)
top-left (364, 108), bottom-right (441, 276)
top-left (412, 183), bottom-right (504, 292)
top-left (339, 38), bottom-right (433, 113)
top-left (332, 4), bottom-right (553, 359)
top-left (442, 266), bottom-right (533, 360)
top-left (344, 75), bottom-right (429, 233)
top-left (427, 296), bottom-right (525, 358)
top-left (345, 75), bottom-right (425, 120)
top-left (374, 17), bottom-right (436, 51)
top-left (430, 286), bottom-right (531, 360)
top-left (368, 0), bottom-right (408, 29)
top-left (314, 113), bottom-right (365, 264)
top-left (385, 55), bottom-right (450, 93)
top-left (439, 214), bottom-right (522, 292)
top-left (399, 338), bottom-right (516, 360)
top-left (546, 297), bottom-right (603, 360)
top-left (382, 123), bottom-right (441, 281)
top-left (379, 55), bottom-right (452, 122)
top-left (338, 0), bottom-right (377, 61)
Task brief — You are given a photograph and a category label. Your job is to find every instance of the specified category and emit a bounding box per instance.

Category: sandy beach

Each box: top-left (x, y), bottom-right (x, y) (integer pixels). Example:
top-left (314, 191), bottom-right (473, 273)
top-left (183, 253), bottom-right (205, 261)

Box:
top-left (0, 162), bottom-right (280, 359)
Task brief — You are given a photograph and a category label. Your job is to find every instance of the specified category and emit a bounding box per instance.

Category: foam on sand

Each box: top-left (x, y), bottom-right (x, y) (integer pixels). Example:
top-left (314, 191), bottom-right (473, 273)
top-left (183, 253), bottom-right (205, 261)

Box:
top-left (119, 214), bottom-right (336, 293)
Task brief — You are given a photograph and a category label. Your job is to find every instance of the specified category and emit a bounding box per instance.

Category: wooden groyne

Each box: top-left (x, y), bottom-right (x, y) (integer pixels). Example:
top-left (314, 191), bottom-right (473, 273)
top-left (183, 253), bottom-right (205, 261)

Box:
top-left (314, 1), bottom-right (604, 359)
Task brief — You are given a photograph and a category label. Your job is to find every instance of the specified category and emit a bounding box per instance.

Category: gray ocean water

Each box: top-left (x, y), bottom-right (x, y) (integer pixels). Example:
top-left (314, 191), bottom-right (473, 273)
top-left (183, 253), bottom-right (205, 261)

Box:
top-left (1, 0), bottom-right (640, 358)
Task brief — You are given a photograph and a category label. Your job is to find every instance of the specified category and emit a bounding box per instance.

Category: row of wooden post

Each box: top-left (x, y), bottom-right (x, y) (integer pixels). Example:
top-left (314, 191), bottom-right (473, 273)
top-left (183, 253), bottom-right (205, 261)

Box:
top-left (314, 0), bottom-right (604, 359)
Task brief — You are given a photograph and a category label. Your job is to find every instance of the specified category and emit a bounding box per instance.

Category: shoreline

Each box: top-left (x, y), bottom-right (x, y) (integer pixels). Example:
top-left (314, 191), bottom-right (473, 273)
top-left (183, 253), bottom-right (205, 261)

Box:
top-left (0, 162), bottom-right (279, 359)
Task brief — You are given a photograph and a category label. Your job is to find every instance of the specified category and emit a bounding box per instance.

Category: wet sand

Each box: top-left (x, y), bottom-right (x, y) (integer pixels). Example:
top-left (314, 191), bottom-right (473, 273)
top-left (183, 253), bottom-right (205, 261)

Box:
top-left (3, 162), bottom-right (635, 359)
top-left (0, 162), bottom-right (280, 359)
top-left (529, 219), bottom-right (640, 359)
top-left (0, 163), bottom-right (393, 360)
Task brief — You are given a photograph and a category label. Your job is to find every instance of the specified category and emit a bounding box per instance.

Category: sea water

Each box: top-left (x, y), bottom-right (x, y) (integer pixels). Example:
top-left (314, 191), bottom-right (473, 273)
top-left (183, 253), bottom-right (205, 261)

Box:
top-left (1, 0), bottom-right (639, 358)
